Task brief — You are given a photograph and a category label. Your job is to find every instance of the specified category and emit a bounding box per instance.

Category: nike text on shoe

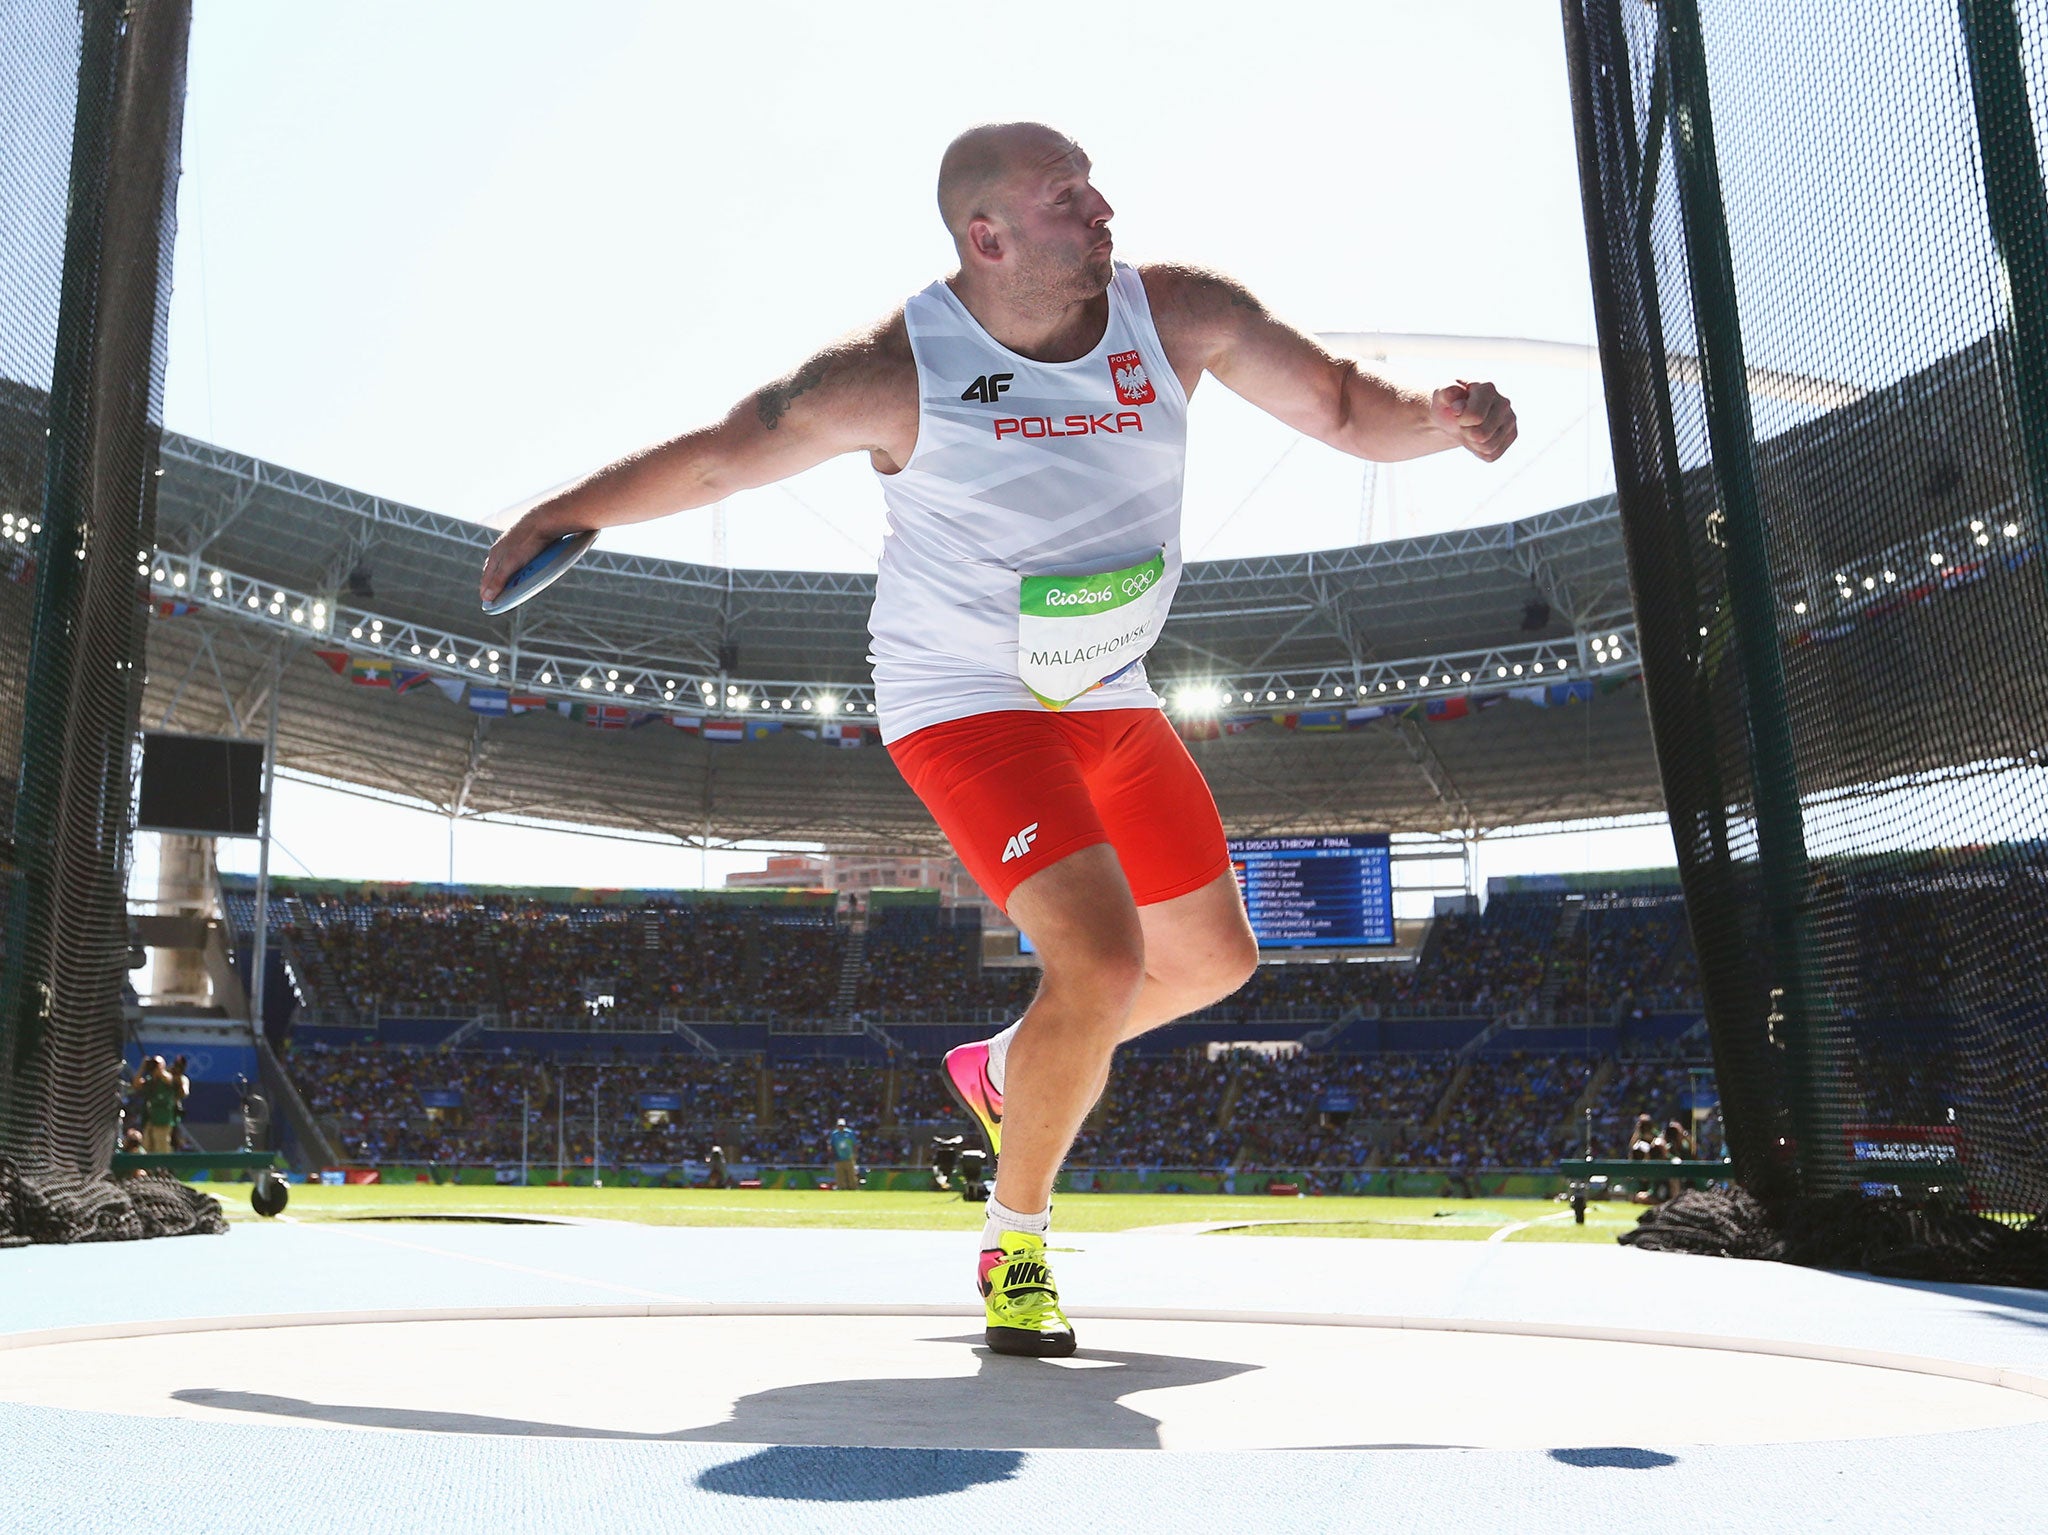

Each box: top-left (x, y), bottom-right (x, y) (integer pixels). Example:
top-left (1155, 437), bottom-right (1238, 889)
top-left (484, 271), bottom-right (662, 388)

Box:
top-left (1000, 822), bottom-right (1039, 864)
top-left (941, 1039), bottom-right (1003, 1156)
top-left (979, 1230), bottom-right (1076, 1357)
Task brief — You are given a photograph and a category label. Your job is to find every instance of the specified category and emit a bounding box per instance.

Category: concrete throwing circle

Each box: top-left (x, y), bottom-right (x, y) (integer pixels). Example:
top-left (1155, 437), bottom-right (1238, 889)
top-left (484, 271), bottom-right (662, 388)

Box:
top-left (5, 1310), bottom-right (2044, 1451)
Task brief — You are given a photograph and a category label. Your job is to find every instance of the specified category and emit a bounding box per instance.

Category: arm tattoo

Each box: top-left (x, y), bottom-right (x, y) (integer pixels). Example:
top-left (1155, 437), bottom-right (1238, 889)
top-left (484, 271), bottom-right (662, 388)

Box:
top-left (755, 355), bottom-right (831, 430)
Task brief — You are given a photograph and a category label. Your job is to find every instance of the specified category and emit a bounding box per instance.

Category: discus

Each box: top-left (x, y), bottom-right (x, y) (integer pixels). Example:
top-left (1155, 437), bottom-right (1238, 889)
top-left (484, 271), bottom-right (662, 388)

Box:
top-left (481, 529), bottom-right (598, 615)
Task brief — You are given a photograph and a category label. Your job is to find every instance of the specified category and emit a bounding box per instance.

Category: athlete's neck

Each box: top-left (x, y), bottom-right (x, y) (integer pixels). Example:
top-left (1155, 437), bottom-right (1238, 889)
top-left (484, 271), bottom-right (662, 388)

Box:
top-left (947, 275), bottom-right (1110, 364)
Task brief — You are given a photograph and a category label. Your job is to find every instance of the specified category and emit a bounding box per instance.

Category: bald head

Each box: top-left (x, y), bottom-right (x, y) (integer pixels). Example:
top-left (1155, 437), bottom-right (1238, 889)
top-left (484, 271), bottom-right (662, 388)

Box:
top-left (937, 122), bottom-right (1082, 246)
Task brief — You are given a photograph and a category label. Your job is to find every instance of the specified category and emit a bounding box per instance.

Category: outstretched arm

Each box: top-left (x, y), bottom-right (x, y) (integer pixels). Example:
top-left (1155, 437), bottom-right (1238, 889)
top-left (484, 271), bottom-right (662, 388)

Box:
top-left (1142, 264), bottom-right (1516, 464)
top-left (480, 316), bottom-right (916, 603)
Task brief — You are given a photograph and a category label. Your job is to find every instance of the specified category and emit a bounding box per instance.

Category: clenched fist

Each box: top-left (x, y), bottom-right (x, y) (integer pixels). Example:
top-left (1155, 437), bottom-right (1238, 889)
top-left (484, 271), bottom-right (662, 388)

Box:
top-left (1430, 380), bottom-right (1517, 463)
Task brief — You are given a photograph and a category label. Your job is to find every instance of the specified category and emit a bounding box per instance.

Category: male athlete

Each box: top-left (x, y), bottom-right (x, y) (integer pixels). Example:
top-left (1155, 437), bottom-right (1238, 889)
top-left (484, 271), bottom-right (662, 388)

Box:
top-left (482, 123), bottom-right (1516, 1358)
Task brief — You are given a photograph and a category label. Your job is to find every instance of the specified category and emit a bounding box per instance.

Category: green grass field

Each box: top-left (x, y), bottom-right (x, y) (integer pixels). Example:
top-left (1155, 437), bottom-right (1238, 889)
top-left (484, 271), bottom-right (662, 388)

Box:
top-left (226, 1183), bottom-right (1645, 1244)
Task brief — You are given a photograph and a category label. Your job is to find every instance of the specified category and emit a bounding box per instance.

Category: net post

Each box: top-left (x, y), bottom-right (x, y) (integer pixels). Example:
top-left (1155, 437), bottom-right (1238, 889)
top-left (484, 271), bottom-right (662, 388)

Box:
top-left (1561, 0), bottom-right (1795, 1195)
top-left (1959, 0), bottom-right (2048, 550)
top-left (247, 647), bottom-right (282, 1042)
top-left (1657, 0), bottom-right (1843, 1194)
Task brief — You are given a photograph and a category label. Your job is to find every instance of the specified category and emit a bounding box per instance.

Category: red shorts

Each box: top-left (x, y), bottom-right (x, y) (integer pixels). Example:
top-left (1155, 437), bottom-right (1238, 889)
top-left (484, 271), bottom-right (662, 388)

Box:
top-left (888, 707), bottom-right (1230, 913)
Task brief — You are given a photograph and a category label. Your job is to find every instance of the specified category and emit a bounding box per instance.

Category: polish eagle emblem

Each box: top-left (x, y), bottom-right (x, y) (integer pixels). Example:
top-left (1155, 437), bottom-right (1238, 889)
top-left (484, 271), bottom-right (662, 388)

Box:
top-left (1108, 349), bottom-right (1156, 406)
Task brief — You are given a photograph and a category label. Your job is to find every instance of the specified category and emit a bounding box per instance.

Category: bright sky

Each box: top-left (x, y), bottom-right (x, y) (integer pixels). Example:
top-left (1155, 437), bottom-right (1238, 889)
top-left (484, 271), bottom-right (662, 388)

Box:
top-left (161, 0), bottom-right (1614, 565)
top-left (137, 0), bottom-right (1670, 908)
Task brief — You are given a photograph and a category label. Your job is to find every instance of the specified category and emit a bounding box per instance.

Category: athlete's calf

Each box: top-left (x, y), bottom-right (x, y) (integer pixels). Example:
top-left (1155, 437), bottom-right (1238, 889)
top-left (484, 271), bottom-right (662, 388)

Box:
top-left (995, 845), bottom-right (1148, 1214)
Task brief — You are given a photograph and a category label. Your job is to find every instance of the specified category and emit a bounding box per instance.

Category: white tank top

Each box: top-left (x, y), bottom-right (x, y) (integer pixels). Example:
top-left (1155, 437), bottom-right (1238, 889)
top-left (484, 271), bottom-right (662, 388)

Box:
top-left (869, 262), bottom-right (1189, 743)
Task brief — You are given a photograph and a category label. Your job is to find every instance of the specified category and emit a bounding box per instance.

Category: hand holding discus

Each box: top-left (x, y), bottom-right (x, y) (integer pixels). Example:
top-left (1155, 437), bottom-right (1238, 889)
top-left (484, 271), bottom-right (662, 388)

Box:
top-left (480, 497), bottom-right (599, 615)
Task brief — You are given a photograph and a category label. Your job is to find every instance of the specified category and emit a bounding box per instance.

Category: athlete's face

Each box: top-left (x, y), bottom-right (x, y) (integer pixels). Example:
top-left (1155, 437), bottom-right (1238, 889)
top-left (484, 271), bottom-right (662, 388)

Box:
top-left (997, 144), bottom-right (1115, 304)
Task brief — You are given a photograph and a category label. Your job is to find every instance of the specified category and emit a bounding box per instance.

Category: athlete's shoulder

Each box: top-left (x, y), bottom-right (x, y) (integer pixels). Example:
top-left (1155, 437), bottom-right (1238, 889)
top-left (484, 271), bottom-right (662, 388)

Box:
top-left (753, 307), bottom-right (915, 434)
top-left (1135, 263), bottom-right (1270, 371)
top-left (1137, 263), bottom-right (1269, 325)
top-left (808, 307), bottom-right (915, 394)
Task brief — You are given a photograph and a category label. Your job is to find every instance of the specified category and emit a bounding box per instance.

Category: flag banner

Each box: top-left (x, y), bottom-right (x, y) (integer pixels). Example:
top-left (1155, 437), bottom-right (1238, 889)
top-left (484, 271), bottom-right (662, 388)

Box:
top-left (1795, 623), bottom-right (1857, 645)
top-left (348, 657), bottom-right (393, 688)
top-left (1939, 557), bottom-right (1988, 589)
top-left (703, 720), bottom-right (744, 742)
top-left (745, 719), bottom-right (783, 740)
top-left (391, 669), bottom-right (434, 694)
top-left (467, 687), bottom-right (510, 716)
top-left (818, 723), bottom-right (866, 747)
top-left (151, 598), bottom-right (192, 618)
top-left (668, 715), bottom-right (702, 732)
top-left (573, 703), bottom-right (631, 729)
top-left (1278, 709), bottom-right (1346, 732)
top-left (1794, 534), bottom-right (2036, 650)
top-left (1509, 680), bottom-right (1595, 708)
top-left (1179, 719), bottom-right (1221, 742)
top-left (508, 694), bottom-right (547, 714)
top-left (428, 677), bottom-right (467, 704)
top-left (1424, 697), bottom-right (1471, 722)
top-left (314, 649), bottom-right (349, 676)
top-left (1345, 704), bottom-right (1398, 726)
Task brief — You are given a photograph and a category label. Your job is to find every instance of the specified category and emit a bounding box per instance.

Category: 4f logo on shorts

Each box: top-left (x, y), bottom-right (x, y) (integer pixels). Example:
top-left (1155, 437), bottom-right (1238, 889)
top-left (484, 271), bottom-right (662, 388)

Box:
top-left (1000, 822), bottom-right (1040, 864)
top-left (1108, 350), bottom-right (1155, 406)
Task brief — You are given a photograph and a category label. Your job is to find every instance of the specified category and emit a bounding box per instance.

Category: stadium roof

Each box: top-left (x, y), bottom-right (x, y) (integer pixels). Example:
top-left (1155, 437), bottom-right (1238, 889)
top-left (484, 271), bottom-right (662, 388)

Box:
top-left (127, 423), bottom-right (1659, 849)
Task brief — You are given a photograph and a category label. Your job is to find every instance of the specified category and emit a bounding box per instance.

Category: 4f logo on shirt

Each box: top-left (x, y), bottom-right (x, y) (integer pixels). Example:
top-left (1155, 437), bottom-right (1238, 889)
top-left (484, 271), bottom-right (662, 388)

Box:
top-left (1000, 822), bottom-right (1040, 864)
top-left (961, 373), bottom-right (1014, 403)
top-left (1108, 350), bottom-right (1155, 406)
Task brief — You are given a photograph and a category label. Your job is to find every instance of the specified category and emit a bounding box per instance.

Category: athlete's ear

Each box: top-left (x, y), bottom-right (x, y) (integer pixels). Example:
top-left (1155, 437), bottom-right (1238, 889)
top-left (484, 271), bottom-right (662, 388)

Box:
top-left (967, 216), bottom-right (1004, 264)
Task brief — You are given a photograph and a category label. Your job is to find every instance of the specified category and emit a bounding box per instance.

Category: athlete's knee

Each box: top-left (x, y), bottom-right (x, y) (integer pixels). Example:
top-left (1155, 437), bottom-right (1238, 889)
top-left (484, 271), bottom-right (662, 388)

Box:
top-left (1214, 924), bottom-right (1259, 994)
top-left (1039, 921), bottom-right (1146, 1021)
top-left (1181, 923), bottom-right (1257, 1005)
top-left (1009, 844), bottom-right (1146, 1025)
top-left (1031, 903), bottom-right (1146, 1033)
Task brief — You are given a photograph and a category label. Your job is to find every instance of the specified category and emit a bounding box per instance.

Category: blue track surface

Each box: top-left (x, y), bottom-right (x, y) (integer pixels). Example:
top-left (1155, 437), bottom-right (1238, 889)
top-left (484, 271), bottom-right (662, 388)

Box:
top-left (3, 1218), bottom-right (2046, 1533)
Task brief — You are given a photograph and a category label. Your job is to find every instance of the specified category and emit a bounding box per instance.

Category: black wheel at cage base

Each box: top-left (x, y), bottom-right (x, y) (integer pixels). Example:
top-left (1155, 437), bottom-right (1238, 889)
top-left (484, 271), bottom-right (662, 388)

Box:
top-left (250, 1171), bottom-right (288, 1218)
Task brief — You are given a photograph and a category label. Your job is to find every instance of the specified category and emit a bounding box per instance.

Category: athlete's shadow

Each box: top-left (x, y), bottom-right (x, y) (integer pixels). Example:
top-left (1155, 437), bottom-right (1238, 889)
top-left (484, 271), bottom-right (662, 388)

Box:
top-left (678, 1335), bottom-right (1255, 1450)
top-left (171, 1335), bottom-right (1256, 1453)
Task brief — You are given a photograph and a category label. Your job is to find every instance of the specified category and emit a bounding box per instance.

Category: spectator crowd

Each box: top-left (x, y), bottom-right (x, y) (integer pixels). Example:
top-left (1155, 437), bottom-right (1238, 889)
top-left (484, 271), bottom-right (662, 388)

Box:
top-left (288, 1037), bottom-right (1719, 1177)
top-left (233, 878), bottom-right (1712, 1034)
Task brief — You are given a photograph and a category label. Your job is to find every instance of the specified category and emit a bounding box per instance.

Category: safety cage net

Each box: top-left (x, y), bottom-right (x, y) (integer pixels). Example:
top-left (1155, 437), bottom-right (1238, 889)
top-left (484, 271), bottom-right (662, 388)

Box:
top-left (0, 0), bottom-right (221, 1243)
top-left (1561, 0), bottom-right (2048, 1278)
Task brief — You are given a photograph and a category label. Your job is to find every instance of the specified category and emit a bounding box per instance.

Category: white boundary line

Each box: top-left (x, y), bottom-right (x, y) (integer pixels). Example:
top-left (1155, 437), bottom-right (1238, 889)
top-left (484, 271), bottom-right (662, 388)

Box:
top-left (3, 1303), bottom-right (2042, 1401)
top-left (267, 1217), bottom-right (706, 1304)
top-left (1487, 1211), bottom-right (1580, 1243)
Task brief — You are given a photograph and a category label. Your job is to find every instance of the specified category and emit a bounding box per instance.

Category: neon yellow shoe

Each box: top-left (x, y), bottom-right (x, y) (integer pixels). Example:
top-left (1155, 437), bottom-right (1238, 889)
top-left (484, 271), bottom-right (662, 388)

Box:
top-left (978, 1230), bottom-right (1076, 1358)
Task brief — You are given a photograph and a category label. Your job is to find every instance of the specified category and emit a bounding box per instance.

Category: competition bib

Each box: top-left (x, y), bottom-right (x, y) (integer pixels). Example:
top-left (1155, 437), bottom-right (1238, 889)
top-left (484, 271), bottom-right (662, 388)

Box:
top-left (1017, 549), bottom-right (1168, 710)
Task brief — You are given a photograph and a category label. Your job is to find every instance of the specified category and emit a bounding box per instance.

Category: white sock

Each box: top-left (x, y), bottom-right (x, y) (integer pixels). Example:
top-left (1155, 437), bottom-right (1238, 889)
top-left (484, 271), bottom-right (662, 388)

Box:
top-left (981, 1193), bottom-right (1050, 1250)
top-left (985, 1019), bottom-right (1022, 1093)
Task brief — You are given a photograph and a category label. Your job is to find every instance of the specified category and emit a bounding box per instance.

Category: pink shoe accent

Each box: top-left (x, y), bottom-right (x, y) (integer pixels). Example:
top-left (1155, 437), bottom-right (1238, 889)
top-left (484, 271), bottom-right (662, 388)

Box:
top-left (941, 1040), bottom-right (1003, 1155)
top-left (978, 1246), bottom-right (1004, 1296)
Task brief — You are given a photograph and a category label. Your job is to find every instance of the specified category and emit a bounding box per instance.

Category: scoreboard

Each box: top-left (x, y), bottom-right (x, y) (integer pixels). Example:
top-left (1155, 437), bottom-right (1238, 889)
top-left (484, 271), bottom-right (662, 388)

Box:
top-left (1230, 834), bottom-right (1394, 948)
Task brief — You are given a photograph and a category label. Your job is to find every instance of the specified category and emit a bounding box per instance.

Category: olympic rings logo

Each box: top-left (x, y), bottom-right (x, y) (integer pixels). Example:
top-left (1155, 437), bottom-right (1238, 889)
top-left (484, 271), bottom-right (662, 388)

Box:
top-left (1121, 568), bottom-right (1157, 598)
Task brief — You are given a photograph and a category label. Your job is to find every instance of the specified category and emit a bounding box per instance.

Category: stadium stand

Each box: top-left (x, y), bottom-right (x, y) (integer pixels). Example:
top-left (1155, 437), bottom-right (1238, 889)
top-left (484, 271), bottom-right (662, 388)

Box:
top-left (234, 874), bottom-right (1751, 1176)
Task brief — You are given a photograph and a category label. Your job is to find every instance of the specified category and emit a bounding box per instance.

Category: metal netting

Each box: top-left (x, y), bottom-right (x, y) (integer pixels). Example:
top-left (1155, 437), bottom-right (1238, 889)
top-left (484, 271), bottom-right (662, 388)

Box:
top-left (0, 0), bottom-right (193, 1225)
top-left (1563, 0), bottom-right (2048, 1229)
